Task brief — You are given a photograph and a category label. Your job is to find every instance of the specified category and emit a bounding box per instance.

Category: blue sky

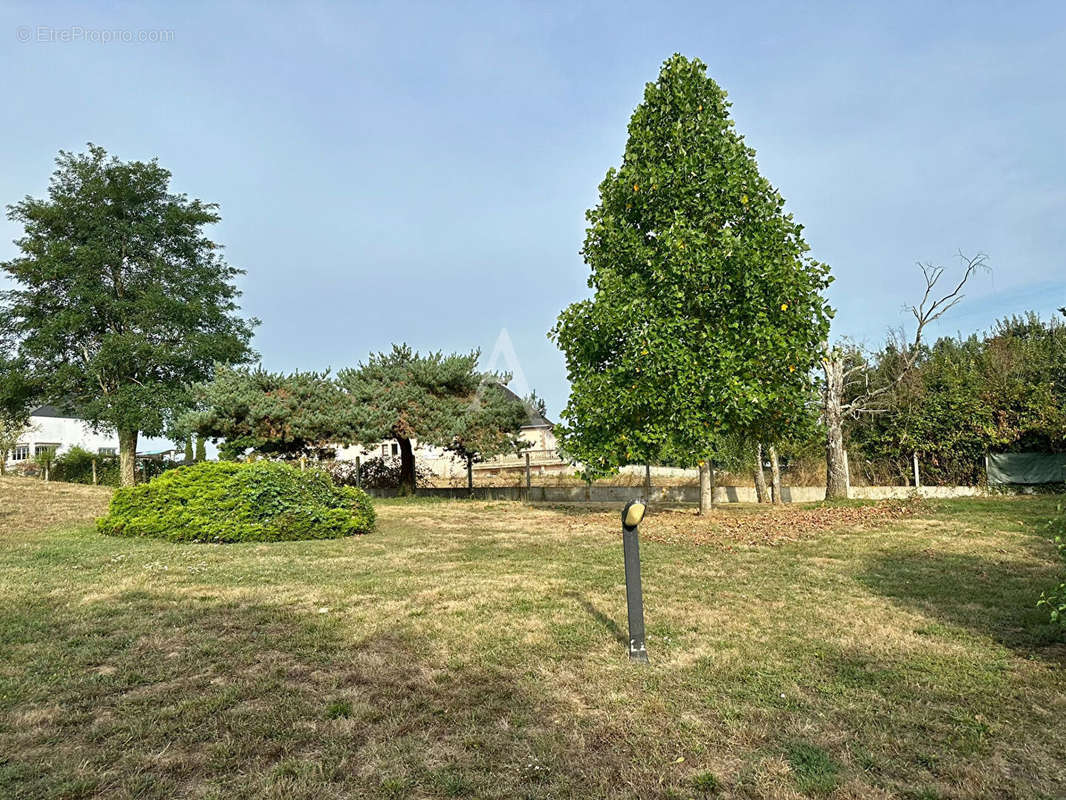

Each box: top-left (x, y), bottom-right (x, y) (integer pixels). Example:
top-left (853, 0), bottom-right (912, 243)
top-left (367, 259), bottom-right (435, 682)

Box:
top-left (2, 1), bottom-right (1064, 420)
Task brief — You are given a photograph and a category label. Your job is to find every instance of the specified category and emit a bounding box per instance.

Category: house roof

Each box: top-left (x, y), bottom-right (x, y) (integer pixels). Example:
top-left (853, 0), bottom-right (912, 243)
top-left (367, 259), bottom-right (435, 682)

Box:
top-left (30, 404), bottom-right (81, 420)
top-left (496, 384), bottom-right (552, 429)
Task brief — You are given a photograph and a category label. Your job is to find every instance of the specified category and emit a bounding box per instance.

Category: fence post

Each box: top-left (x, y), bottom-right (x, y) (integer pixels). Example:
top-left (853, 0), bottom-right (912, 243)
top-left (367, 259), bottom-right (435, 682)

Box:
top-left (300, 455), bottom-right (307, 472)
top-left (525, 451), bottom-right (531, 490)
top-left (912, 451), bottom-right (920, 488)
top-left (644, 463), bottom-right (652, 503)
top-left (355, 456), bottom-right (361, 488)
top-left (92, 459), bottom-right (98, 485)
top-left (467, 457), bottom-right (473, 497)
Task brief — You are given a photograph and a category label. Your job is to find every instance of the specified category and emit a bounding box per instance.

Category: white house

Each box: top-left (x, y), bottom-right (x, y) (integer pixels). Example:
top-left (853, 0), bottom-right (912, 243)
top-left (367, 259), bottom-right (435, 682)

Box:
top-left (6, 405), bottom-right (121, 466)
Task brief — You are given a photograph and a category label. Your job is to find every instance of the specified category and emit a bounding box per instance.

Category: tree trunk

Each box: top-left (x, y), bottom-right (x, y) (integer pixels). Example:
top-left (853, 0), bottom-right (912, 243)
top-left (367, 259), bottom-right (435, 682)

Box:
top-left (753, 443), bottom-right (769, 503)
top-left (823, 352), bottom-right (849, 500)
top-left (699, 460), bottom-right (713, 514)
top-left (118, 428), bottom-right (138, 487)
top-left (768, 445), bottom-right (782, 504)
top-left (397, 436), bottom-right (416, 497)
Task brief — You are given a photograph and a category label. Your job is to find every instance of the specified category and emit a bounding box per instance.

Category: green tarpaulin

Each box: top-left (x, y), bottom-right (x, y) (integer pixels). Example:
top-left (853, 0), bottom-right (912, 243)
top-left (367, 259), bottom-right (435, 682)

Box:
top-left (987, 452), bottom-right (1066, 485)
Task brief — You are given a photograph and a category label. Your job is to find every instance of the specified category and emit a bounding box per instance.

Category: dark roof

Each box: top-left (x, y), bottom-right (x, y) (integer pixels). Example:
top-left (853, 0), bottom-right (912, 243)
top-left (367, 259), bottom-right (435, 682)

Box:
top-left (30, 404), bottom-right (82, 420)
top-left (496, 384), bottom-right (552, 428)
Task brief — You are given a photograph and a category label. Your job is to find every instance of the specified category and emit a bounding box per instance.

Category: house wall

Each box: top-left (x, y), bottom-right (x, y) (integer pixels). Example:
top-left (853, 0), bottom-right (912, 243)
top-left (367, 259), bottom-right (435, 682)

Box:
top-left (9, 415), bottom-right (121, 464)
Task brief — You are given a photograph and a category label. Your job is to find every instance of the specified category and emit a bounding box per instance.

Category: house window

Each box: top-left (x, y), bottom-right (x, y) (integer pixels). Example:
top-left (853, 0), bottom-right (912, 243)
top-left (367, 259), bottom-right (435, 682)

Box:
top-left (10, 444), bottom-right (29, 462)
top-left (391, 443), bottom-right (399, 456)
top-left (98, 447), bottom-right (116, 456)
top-left (381, 443), bottom-right (388, 457)
top-left (34, 443), bottom-right (60, 458)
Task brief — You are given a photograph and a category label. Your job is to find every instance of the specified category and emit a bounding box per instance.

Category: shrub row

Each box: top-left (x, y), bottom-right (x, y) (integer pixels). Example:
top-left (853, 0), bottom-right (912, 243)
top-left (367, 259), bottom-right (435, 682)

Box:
top-left (97, 461), bottom-right (375, 543)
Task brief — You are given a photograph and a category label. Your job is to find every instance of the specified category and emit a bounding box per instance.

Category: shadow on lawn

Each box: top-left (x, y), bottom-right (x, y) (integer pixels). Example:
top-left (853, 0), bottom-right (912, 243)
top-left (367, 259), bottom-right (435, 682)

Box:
top-left (859, 549), bottom-right (1065, 655)
top-left (0, 590), bottom-right (604, 800)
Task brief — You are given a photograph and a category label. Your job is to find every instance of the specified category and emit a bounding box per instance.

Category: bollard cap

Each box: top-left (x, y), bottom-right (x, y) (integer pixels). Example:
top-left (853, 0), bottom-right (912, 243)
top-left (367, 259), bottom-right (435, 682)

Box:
top-left (622, 499), bottom-right (646, 531)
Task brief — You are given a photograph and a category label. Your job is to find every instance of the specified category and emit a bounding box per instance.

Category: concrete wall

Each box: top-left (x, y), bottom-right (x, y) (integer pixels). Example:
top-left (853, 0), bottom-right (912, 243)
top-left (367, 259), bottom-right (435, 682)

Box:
top-left (365, 484), bottom-right (992, 504)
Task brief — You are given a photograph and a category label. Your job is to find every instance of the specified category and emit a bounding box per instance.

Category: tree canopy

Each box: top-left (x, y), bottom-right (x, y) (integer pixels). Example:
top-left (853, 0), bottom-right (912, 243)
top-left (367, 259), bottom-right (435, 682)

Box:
top-left (551, 55), bottom-right (833, 478)
top-left (0, 144), bottom-right (256, 484)
top-left (185, 366), bottom-right (355, 461)
top-left (338, 345), bottom-right (525, 495)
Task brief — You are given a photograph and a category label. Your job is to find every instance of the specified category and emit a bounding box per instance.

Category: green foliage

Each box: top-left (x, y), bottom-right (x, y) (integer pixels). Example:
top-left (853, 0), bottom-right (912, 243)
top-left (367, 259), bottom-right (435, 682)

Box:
top-left (551, 54), bottom-right (832, 477)
top-left (97, 461), bottom-right (375, 543)
top-left (184, 438), bottom-right (194, 464)
top-left (194, 436), bottom-right (206, 462)
top-left (338, 344), bottom-right (509, 495)
top-left (1037, 504), bottom-right (1066, 625)
top-left (849, 313), bottom-right (1066, 484)
top-left (329, 456), bottom-right (433, 490)
top-left (445, 383), bottom-right (531, 466)
top-left (0, 144), bottom-right (256, 480)
top-left (186, 365), bottom-right (355, 460)
top-left (53, 446), bottom-right (120, 486)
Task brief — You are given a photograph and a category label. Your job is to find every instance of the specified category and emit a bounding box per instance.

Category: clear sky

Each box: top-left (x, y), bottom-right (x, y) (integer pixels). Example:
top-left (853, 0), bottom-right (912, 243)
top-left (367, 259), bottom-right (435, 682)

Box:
top-left (2, 1), bottom-right (1064, 421)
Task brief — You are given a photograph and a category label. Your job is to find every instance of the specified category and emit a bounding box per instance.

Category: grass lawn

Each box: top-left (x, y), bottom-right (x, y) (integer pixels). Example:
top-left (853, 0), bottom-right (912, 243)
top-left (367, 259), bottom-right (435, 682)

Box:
top-left (1, 476), bottom-right (1064, 799)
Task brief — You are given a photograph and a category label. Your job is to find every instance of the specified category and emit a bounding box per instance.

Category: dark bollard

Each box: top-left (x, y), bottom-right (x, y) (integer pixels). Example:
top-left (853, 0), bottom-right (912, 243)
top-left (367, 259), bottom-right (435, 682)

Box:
top-left (621, 499), bottom-right (648, 662)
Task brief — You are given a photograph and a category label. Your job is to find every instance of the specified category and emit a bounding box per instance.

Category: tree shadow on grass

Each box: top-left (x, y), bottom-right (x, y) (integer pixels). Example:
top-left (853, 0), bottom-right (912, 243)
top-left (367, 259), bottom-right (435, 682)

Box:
top-left (858, 549), bottom-right (1065, 656)
top-left (566, 591), bottom-right (628, 648)
top-left (0, 590), bottom-right (626, 800)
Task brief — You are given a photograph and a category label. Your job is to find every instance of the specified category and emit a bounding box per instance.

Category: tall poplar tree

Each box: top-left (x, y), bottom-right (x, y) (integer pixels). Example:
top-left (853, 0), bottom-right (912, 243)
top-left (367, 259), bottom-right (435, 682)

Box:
top-left (0, 145), bottom-right (256, 485)
top-left (551, 55), bottom-right (833, 483)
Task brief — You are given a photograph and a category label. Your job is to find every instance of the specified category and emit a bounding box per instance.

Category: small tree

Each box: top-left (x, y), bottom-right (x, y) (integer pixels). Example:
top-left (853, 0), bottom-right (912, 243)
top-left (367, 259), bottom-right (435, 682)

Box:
top-left (338, 345), bottom-right (492, 497)
top-left (551, 55), bottom-right (833, 508)
top-left (194, 435), bottom-right (207, 462)
top-left (0, 353), bottom-right (39, 475)
top-left (186, 366), bottom-right (354, 460)
top-left (183, 438), bottom-right (194, 465)
top-left (0, 145), bottom-right (256, 485)
top-left (444, 383), bottom-right (532, 491)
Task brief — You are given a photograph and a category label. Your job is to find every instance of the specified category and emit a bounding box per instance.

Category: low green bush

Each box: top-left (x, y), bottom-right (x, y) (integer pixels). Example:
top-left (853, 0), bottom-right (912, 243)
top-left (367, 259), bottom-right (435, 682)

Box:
top-left (52, 446), bottom-right (120, 486)
top-left (97, 461), bottom-right (375, 543)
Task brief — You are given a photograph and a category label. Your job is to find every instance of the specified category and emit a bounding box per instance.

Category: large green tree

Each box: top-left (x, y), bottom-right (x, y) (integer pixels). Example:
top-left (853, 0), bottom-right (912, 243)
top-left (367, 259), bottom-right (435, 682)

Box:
top-left (185, 366), bottom-right (354, 460)
top-left (551, 55), bottom-right (833, 501)
top-left (0, 145), bottom-right (256, 485)
top-left (338, 345), bottom-right (504, 496)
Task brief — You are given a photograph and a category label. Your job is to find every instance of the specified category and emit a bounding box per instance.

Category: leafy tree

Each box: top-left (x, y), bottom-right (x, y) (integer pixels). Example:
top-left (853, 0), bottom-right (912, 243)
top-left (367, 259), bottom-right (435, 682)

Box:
top-left (0, 145), bottom-right (256, 485)
top-left (551, 54), bottom-right (833, 507)
top-left (194, 435), bottom-right (207, 462)
top-left (0, 353), bottom-right (38, 475)
top-left (186, 366), bottom-right (354, 460)
top-left (444, 383), bottom-right (531, 490)
top-left (338, 345), bottom-right (494, 496)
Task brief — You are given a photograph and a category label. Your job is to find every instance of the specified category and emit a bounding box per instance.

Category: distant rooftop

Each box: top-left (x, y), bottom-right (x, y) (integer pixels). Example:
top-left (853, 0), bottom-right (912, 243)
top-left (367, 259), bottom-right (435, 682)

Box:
top-left (30, 404), bottom-right (81, 420)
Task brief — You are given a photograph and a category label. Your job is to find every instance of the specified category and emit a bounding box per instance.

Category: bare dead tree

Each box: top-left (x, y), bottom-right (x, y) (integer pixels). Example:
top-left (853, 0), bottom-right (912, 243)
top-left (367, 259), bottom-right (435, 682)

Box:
top-left (823, 253), bottom-right (988, 499)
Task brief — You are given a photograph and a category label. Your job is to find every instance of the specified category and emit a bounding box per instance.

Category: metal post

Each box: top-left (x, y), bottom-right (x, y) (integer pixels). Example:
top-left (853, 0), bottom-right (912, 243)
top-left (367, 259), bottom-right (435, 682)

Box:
top-left (467, 457), bottom-right (473, 496)
top-left (525, 451), bottom-right (531, 490)
top-left (644, 463), bottom-right (652, 504)
top-left (622, 502), bottom-right (648, 662)
top-left (912, 451), bottom-right (920, 488)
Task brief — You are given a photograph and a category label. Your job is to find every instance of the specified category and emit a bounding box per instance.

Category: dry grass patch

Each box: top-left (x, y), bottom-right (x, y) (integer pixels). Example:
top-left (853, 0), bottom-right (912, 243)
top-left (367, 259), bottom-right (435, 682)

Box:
top-left (1, 489), bottom-right (1064, 799)
top-left (0, 475), bottom-right (111, 534)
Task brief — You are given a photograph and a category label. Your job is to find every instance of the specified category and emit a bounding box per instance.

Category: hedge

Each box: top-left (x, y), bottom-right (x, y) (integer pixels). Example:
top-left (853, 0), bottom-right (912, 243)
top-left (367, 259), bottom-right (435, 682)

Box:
top-left (97, 461), bottom-right (376, 543)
